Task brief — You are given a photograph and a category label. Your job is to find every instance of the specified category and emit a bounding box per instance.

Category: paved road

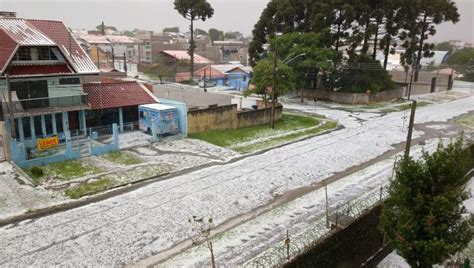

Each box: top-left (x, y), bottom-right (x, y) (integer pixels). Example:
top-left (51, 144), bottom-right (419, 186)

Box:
top-left (0, 95), bottom-right (473, 267)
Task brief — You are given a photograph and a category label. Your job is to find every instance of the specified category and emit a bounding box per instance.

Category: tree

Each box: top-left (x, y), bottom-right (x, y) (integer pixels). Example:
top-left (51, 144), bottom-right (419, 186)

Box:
top-left (123, 30), bottom-right (136, 38)
top-left (189, 216), bottom-right (216, 268)
top-left (195, 28), bottom-right (208, 36)
top-left (163, 26), bottom-right (180, 33)
top-left (273, 32), bottom-right (335, 92)
top-left (248, 58), bottom-right (295, 101)
top-left (208, 28), bottom-right (224, 42)
top-left (379, 0), bottom-right (402, 70)
top-left (446, 48), bottom-right (474, 81)
top-left (336, 54), bottom-right (394, 93)
top-left (434, 41), bottom-right (455, 52)
top-left (224, 31), bottom-right (242, 40)
top-left (398, 0), bottom-right (459, 81)
top-left (380, 138), bottom-right (473, 268)
top-left (174, 0), bottom-right (214, 78)
top-left (95, 23), bottom-right (117, 32)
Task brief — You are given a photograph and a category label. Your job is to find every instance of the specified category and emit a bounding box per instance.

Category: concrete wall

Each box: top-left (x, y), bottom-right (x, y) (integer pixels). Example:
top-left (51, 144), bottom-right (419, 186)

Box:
top-left (389, 70), bottom-right (452, 95)
top-left (237, 105), bottom-right (282, 129)
top-left (154, 86), bottom-right (233, 109)
top-left (187, 103), bottom-right (283, 134)
top-left (302, 88), bottom-right (405, 105)
top-left (188, 104), bottom-right (237, 134)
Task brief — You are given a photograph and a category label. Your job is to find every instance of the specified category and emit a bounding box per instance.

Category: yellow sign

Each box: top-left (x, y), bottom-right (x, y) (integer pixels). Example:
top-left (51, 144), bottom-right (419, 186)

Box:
top-left (37, 136), bottom-right (59, 151)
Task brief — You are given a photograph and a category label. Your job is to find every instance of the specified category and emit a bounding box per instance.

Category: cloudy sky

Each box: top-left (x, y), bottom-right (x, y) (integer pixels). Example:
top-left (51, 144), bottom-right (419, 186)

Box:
top-left (1, 0), bottom-right (473, 42)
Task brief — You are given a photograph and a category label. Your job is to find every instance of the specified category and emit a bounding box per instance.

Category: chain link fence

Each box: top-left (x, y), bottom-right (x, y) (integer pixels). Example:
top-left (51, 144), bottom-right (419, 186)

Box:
top-left (245, 184), bottom-right (390, 268)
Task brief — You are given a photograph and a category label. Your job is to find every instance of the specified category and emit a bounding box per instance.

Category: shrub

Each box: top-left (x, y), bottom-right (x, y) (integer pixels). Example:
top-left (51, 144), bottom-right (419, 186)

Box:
top-left (30, 166), bottom-right (44, 178)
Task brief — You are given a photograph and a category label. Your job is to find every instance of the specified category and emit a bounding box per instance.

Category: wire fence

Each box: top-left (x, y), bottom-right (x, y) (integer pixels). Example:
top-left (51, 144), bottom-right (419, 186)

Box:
top-left (245, 184), bottom-right (390, 268)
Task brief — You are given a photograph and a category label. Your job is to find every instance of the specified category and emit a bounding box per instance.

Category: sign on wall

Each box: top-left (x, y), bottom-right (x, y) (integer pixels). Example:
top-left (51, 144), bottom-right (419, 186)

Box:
top-left (37, 136), bottom-right (59, 151)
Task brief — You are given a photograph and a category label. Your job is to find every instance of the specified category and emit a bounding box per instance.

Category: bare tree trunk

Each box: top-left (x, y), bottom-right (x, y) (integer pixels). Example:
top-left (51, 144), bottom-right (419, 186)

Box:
top-left (372, 20), bottom-right (380, 60)
top-left (414, 14), bottom-right (428, 82)
top-left (362, 20), bottom-right (371, 54)
top-left (383, 35), bottom-right (391, 70)
top-left (209, 241), bottom-right (216, 268)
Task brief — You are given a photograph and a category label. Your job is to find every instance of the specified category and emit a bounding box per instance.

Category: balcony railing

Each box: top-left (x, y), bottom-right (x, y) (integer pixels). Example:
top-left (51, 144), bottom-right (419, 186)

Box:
top-left (1, 94), bottom-right (88, 116)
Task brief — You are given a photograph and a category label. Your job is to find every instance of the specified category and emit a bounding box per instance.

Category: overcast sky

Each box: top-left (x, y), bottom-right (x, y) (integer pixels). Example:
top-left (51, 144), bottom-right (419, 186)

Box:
top-left (1, 0), bottom-right (473, 43)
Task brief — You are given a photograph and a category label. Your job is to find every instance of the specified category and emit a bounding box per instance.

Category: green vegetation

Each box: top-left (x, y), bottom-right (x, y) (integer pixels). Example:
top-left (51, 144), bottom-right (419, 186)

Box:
top-left (233, 121), bottom-right (338, 154)
top-left (103, 151), bottom-right (142, 166)
top-left (249, 0), bottom-right (459, 92)
top-left (190, 113), bottom-right (337, 153)
top-left (64, 178), bottom-right (115, 199)
top-left (26, 160), bottom-right (103, 184)
top-left (446, 48), bottom-right (474, 82)
top-left (456, 114), bottom-right (474, 128)
top-left (380, 138), bottom-right (473, 267)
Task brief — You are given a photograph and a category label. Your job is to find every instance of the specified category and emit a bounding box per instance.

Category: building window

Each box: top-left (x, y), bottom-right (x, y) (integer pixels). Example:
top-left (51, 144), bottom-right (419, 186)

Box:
top-left (59, 77), bottom-right (81, 85)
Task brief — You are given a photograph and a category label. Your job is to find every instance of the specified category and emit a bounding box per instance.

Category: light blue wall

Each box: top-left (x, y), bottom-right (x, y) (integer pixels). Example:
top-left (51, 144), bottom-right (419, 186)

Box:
top-left (0, 76), bottom-right (84, 97)
top-left (156, 98), bottom-right (188, 137)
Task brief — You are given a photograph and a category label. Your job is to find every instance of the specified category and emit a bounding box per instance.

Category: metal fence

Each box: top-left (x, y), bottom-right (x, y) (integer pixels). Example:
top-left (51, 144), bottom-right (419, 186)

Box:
top-left (1, 93), bottom-right (88, 115)
top-left (245, 184), bottom-right (390, 268)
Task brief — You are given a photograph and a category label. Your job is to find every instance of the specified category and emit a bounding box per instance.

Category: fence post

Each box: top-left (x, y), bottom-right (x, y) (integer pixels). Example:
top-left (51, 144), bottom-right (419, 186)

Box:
top-left (65, 130), bottom-right (72, 153)
top-left (112, 123), bottom-right (119, 150)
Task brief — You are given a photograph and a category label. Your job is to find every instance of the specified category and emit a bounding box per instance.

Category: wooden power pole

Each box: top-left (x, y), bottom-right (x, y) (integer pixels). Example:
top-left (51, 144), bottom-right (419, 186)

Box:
top-left (404, 100), bottom-right (417, 158)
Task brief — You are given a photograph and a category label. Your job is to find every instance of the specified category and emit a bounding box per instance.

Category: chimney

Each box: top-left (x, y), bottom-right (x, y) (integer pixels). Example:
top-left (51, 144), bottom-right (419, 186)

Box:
top-left (0, 11), bottom-right (17, 18)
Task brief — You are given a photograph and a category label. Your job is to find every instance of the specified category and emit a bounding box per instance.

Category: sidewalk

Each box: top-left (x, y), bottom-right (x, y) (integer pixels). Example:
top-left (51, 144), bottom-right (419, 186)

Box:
top-left (0, 162), bottom-right (65, 219)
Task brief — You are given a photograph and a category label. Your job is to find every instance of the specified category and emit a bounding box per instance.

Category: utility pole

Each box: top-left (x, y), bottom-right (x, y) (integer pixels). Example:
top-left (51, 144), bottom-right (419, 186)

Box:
top-left (325, 184), bottom-right (329, 228)
top-left (204, 67), bottom-right (207, 93)
top-left (404, 100), bottom-right (417, 158)
top-left (111, 46), bottom-right (115, 68)
top-left (6, 73), bottom-right (16, 139)
top-left (123, 52), bottom-right (128, 74)
top-left (270, 45), bottom-right (278, 129)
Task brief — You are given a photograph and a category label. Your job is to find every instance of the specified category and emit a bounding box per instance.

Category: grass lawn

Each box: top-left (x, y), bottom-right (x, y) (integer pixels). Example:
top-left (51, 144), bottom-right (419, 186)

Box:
top-left (456, 114), bottom-right (474, 128)
top-left (26, 160), bottom-right (103, 185)
top-left (233, 121), bottom-right (338, 154)
top-left (103, 151), bottom-right (143, 166)
top-left (189, 113), bottom-right (337, 154)
top-left (64, 178), bottom-right (115, 199)
top-left (380, 101), bottom-right (431, 113)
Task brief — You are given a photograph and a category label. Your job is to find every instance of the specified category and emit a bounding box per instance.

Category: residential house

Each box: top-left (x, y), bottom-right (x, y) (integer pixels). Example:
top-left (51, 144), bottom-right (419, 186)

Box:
top-left (0, 16), bottom-right (160, 166)
top-left (77, 34), bottom-right (139, 63)
top-left (0, 17), bottom-right (99, 160)
top-left (194, 64), bottom-right (252, 90)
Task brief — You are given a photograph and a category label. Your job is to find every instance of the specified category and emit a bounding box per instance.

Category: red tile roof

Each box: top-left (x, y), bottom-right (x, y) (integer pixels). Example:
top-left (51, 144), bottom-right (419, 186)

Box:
top-left (0, 18), bottom-right (99, 75)
top-left (9, 64), bottom-right (72, 76)
top-left (0, 29), bottom-right (17, 74)
top-left (83, 81), bottom-right (157, 110)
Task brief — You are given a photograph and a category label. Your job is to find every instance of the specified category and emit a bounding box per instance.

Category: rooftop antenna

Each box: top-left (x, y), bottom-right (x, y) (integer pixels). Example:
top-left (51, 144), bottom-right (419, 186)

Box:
top-left (101, 21), bottom-right (105, 35)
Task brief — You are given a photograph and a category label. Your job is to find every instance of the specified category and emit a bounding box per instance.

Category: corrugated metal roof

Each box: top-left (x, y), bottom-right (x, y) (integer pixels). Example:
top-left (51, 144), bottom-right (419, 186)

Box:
top-left (28, 19), bottom-right (99, 74)
top-left (0, 18), bottom-right (55, 45)
top-left (161, 50), bottom-right (213, 64)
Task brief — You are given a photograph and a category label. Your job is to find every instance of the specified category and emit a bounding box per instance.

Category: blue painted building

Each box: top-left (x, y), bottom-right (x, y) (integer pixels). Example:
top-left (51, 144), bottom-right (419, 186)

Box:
top-left (195, 64), bottom-right (252, 91)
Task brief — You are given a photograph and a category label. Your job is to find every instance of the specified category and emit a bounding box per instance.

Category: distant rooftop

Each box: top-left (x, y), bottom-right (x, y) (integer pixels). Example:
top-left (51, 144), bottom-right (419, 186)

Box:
top-left (161, 50), bottom-right (213, 64)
